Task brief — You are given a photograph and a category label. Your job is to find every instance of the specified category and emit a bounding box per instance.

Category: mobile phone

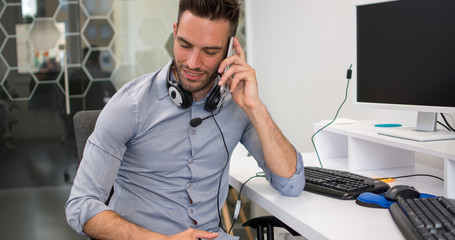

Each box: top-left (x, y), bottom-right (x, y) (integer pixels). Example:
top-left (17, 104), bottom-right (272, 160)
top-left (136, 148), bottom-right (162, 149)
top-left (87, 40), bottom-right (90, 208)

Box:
top-left (220, 36), bottom-right (234, 94)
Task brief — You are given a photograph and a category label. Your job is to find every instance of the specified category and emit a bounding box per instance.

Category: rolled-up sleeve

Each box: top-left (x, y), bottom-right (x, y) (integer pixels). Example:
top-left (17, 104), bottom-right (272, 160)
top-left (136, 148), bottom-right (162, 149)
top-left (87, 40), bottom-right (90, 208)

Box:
top-left (241, 122), bottom-right (305, 197)
top-left (65, 141), bottom-right (121, 235)
top-left (266, 149), bottom-right (305, 197)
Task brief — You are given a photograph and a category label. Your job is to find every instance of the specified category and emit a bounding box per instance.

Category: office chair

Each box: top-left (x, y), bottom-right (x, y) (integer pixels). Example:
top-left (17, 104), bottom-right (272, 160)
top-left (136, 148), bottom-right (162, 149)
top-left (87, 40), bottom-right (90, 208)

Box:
top-left (64, 110), bottom-right (102, 184)
top-left (242, 215), bottom-right (301, 240)
top-left (73, 110), bottom-right (101, 161)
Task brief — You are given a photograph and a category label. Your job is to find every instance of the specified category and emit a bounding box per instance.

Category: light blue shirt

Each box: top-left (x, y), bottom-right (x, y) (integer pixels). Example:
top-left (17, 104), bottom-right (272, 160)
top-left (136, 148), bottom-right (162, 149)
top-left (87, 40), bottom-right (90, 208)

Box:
top-left (65, 60), bottom-right (305, 239)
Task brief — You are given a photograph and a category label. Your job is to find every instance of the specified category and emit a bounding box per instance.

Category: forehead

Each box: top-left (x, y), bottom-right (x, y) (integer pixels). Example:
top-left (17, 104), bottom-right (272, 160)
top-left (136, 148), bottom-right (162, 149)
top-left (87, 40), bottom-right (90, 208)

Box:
top-left (176, 11), bottom-right (231, 46)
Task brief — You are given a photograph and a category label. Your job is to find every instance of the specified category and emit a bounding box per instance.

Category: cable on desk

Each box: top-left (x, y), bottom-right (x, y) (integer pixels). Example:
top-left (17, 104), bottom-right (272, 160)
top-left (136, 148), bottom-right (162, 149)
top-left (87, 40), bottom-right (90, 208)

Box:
top-left (438, 121), bottom-right (452, 131)
top-left (228, 172), bottom-right (265, 235)
top-left (311, 64), bottom-right (352, 168)
top-left (375, 173), bottom-right (444, 182)
top-left (440, 113), bottom-right (455, 132)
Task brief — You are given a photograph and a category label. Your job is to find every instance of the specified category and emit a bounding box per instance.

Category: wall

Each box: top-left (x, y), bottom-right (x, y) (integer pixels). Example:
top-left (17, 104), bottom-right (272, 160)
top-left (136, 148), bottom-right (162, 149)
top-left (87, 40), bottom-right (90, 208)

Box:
top-left (245, 0), bottom-right (418, 153)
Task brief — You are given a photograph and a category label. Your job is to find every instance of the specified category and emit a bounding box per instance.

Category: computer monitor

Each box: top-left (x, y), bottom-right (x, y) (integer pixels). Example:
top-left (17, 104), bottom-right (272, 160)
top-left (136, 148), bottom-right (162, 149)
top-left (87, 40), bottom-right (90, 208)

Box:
top-left (354, 0), bottom-right (455, 141)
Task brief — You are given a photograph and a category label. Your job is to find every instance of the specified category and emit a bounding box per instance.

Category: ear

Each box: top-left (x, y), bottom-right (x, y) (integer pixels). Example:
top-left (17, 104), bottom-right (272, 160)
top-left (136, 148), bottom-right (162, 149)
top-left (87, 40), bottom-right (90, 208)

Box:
top-left (173, 22), bottom-right (178, 38)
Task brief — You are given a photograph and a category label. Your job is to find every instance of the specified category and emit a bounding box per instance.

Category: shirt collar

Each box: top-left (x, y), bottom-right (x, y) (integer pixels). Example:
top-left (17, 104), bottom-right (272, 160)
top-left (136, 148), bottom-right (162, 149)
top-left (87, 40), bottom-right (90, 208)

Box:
top-left (157, 59), bottom-right (174, 100)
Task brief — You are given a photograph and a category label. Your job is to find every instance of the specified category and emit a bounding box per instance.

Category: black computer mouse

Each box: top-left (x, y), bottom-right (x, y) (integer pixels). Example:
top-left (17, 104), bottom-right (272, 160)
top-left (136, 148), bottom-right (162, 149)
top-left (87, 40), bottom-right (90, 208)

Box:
top-left (384, 185), bottom-right (420, 201)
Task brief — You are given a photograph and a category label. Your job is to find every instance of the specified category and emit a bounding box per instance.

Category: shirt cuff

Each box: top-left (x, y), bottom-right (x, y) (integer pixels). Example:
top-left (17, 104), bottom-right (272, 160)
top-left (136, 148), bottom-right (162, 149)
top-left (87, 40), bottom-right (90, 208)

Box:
top-left (268, 149), bottom-right (305, 197)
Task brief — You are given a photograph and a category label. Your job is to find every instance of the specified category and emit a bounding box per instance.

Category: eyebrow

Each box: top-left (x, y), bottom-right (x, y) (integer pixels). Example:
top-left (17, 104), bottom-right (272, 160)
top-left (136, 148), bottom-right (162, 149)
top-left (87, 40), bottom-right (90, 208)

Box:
top-left (177, 36), bottom-right (223, 51)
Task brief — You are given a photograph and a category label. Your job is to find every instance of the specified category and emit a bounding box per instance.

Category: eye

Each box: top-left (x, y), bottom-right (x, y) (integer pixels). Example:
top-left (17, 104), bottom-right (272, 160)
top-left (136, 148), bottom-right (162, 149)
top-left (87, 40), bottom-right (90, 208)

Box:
top-left (180, 43), bottom-right (191, 49)
top-left (205, 51), bottom-right (217, 56)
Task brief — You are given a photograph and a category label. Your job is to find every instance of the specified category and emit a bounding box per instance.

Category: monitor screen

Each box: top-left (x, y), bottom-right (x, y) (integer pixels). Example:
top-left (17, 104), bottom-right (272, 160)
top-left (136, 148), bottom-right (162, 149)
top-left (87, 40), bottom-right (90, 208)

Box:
top-left (355, 0), bottom-right (455, 140)
top-left (356, 0), bottom-right (455, 111)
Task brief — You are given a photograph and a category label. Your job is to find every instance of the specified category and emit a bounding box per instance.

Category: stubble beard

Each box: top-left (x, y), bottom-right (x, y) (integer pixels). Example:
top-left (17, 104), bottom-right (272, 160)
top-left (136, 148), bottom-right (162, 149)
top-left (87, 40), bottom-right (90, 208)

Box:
top-left (174, 63), bottom-right (219, 94)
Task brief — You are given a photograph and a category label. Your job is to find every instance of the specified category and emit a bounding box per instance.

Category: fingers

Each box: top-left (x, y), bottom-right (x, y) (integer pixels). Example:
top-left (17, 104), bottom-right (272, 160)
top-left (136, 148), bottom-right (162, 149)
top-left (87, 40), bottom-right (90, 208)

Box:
top-left (171, 229), bottom-right (219, 240)
top-left (194, 230), bottom-right (219, 239)
top-left (226, 67), bottom-right (249, 93)
top-left (232, 36), bottom-right (245, 60)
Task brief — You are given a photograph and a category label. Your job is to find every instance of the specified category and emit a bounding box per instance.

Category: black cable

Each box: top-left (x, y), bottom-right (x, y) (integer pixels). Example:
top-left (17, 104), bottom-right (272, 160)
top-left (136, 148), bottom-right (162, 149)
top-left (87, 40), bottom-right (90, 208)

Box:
top-left (228, 172), bottom-right (265, 234)
top-left (437, 121), bottom-right (451, 131)
top-left (440, 113), bottom-right (455, 132)
top-left (212, 111), bottom-right (230, 232)
top-left (311, 64), bottom-right (352, 168)
top-left (376, 173), bottom-right (444, 182)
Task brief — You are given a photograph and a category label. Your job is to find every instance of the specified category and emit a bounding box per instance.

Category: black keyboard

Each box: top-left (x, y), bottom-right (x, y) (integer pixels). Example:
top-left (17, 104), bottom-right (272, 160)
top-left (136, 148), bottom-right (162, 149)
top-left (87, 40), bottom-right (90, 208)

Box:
top-left (389, 197), bottom-right (455, 240)
top-left (303, 166), bottom-right (390, 200)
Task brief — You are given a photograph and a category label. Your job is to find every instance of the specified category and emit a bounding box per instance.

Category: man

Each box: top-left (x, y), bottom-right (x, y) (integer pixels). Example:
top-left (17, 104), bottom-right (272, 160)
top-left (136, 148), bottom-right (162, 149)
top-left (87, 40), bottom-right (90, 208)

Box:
top-left (65, 0), bottom-right (305, 239)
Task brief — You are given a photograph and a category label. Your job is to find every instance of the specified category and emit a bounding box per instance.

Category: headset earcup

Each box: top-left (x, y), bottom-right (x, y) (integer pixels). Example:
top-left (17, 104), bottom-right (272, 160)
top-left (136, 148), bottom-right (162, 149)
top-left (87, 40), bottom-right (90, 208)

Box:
top-left (204, 84), bottom-right (221, 112)
top-left (168, 83), bottom-right (192, 109)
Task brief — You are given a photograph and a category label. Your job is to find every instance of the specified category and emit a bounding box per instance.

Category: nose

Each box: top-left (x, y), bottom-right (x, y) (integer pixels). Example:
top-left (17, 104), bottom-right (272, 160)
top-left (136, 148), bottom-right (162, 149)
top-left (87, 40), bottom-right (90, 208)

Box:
top-left (187, 50), bottom-right (202, 70)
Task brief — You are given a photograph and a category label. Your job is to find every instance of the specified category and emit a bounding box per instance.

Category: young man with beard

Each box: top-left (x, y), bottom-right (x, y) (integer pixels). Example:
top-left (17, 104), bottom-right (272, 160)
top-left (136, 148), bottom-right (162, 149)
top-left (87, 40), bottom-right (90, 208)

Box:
top-left (66, 0), bottom-right (305, 239)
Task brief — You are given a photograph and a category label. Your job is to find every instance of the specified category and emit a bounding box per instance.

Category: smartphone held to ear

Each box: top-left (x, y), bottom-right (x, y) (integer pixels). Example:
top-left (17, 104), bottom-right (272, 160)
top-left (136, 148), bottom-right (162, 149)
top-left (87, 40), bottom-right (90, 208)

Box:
top-left (220, 36), bottom-right (235, 93)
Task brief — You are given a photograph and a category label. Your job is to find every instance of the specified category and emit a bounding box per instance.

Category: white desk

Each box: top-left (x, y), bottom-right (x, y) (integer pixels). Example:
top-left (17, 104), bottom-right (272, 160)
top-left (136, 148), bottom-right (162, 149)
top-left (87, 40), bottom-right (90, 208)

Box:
top-left (229, 151), bottom-right (445, 240)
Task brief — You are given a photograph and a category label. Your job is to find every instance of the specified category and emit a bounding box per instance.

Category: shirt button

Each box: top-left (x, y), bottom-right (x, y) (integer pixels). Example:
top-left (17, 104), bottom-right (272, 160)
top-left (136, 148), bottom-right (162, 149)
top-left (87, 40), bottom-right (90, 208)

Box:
top-left (191, 129), bottom-right (196, 135)
top-left (187, 183), bottom-right (192, 189)
top-left (188, 159), bottom-right (193, 164)
top-left (189, 208), bottom-right (194, 214)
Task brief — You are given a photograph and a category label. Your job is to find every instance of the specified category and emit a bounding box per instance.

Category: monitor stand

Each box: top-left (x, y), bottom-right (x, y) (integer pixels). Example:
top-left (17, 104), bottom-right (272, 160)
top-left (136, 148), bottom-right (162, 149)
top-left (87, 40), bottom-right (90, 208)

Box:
top-left (376, 112), bottom-right (455, 142)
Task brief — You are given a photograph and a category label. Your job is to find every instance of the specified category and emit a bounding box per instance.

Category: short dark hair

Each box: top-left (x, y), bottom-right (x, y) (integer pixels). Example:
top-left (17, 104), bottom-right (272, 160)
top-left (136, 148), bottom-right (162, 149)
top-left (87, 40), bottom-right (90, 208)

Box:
top-left (177, 0), bottom-right (241, 37)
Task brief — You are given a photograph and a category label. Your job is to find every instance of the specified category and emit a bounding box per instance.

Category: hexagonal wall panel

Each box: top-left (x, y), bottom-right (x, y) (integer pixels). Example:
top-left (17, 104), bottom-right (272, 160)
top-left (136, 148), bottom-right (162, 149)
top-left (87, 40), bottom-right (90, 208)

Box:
top-left (59, 67), bottom-right (91, 96)
top-left (111, 32), bottom-right (132, 64)
top-left (0, 56), bottom-right (7, 82)
top-left (29, 19), bottom-right (62, 51)
top-left (137, 48), bottom-right (170, 74)
top-left (0, 26), bottom-right (5, 48)
top-left (138, 17), bottom-right (168, 46)
top-left (84, 80), bottom-right (116, 110)
top-left (2, 38), bottom-right (18, 68)
top-left (0, 5), bottom-right (24, 35)
top-left (64, 35), bottom-right (85, 65)
top-left (3, 70), bottom-right (36, 100)
top-left (82, 0), bottom-right (114, 17)
top-left (33, 61), bottom-right (62, 82)
top-left (55, 2), bottom-right (88, 34)
top-left (112, 64), bottom-right (138, 89)
top-left (83, 19), bottom-right (114, 47)
top-left (84, 49), bottom-right (116, 79)
top-left (28, 83), bottom-right (64, 111)
top-left (35, 0), bottom-right (59, 18)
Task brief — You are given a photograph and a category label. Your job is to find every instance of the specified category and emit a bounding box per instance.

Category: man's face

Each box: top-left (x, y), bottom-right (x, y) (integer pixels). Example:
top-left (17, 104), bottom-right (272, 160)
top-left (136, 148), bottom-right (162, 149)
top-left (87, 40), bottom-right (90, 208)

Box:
top-left (173, 11), bottom-right (231, 101)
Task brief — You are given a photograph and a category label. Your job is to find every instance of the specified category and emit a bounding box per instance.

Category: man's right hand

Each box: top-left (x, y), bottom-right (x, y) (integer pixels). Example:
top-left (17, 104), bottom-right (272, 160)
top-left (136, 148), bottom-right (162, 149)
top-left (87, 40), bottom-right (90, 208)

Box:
top-left (168, 228), bottom-right (219, 240)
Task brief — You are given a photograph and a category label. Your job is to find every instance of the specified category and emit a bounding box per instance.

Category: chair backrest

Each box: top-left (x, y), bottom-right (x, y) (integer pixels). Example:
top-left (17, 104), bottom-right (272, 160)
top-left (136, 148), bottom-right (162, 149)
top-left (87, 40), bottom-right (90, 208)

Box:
top-left (73, 110), bottom-right (101, 162)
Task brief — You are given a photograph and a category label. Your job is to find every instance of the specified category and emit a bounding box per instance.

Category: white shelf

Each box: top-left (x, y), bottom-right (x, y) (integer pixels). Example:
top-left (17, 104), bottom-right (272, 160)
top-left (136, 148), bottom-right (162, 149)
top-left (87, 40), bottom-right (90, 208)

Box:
top-left (313, 121), bottom-right (454, 197)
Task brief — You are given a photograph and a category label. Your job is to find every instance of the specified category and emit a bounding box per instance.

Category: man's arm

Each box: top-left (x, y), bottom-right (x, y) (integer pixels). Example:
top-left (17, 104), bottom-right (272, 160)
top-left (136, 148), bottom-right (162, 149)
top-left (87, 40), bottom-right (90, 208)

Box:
top-left (83, 210), bottom-right (219, 240)
top-left (218, 37), bottom-right (297, 178)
